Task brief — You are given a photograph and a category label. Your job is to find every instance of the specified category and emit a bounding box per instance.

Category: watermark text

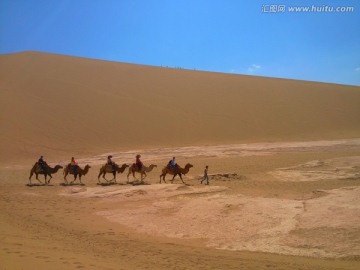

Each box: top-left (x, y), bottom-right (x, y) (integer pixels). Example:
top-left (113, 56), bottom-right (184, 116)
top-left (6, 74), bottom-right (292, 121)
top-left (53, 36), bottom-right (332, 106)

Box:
top-left (262, 5), bottom-right (355, 13)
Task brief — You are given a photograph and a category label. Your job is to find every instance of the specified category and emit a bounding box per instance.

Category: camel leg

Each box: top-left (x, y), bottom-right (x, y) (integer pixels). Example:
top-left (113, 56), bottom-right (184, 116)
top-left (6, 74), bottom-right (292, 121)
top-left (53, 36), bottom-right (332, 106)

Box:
top-left (35, 173), bottom-right (43, 184)
top-left (29, 173), bottom-right (33, 185)
top-left (79, 175), bottom-right (82, 185)
top-left (29, 172), bottom-right (34, 185)
top-left (70, 174), bottom-right (77, 184)
top-left (179, 174), bottom-right (186, 184)
top-left (46, 174), bottom-right (53, 185)
top-left (64, 173), bottom-right (69, 184)
top-left (132, 171), bottom-right (138, 181)
top-left (113, 172), bottom-right (117, 183)
top-left (170, 174), bottom-right (177, 184)
top-left (141, 172), bottom-right (147, 182)
top-left (97, 172), bottom-right (102, 183)
top-left (160, 173), bottom-right (167, 184)
top-left (103, 172), bottom-right (116, 183)
top-left (103, 173), bottom-right (110, 182)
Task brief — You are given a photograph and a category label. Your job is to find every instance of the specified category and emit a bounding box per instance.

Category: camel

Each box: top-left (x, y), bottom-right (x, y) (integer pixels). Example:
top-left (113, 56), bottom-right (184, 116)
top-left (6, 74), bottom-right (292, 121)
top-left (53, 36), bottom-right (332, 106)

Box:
top-left (63, 164), bottom-right (91, 185)
top-left (29, 163), bottom-right (63, 185)
top-left (98, 163), bottom-right (129, 183)
top-left (127, 164), bottom-right (157, 182)
top-left (159, 163), bottom-right (193, 184)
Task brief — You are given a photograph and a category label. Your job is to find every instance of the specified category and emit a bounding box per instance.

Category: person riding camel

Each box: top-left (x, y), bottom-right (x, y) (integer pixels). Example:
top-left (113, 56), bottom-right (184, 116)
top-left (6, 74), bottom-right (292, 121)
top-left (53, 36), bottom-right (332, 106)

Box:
top-left (70, 157), bottom-right (78, 174)
top-left (107, 155), bottom-right (116, 171)
top-left (38, 156), bottom-right (47, 172)
top-left (169, 157), bottom-right (177, 173)
top-left (136, 154), bottom-right (143, 171)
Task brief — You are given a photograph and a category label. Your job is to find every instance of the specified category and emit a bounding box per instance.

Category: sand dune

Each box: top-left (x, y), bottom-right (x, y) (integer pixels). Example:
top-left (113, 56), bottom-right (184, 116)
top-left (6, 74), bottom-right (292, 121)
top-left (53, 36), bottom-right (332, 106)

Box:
top-left (1, 51), bottom-right (360, 269)
top-left (1, 51), bottom-right (360, 165)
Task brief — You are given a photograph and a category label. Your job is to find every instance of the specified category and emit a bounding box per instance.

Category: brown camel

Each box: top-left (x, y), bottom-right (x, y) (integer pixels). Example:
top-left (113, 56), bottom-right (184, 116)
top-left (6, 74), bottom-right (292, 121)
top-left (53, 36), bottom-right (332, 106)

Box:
top-left (63, 164), bottom-right (91, 184)
top-left (98, 163), bottom-right (129, 183)
top-left (127, 164), bottom-right (157, 182)
top-left (29, 163), bottom-right (63, 185)
top-left (159, 163), bottom-right (193, 184)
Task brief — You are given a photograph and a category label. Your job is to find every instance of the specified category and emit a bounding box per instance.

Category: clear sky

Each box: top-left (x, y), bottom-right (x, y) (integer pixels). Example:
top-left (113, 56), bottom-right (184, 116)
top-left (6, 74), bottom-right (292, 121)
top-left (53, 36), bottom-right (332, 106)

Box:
top-left (1, 0), bottom-right (359, 85)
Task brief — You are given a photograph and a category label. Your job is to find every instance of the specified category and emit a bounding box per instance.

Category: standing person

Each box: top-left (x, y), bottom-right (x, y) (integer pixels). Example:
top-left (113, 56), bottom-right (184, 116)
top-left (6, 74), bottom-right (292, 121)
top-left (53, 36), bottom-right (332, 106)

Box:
top-left (201, 165), bottom-right (209, 185)
top-left (136, 154), bottom-right (143, 171)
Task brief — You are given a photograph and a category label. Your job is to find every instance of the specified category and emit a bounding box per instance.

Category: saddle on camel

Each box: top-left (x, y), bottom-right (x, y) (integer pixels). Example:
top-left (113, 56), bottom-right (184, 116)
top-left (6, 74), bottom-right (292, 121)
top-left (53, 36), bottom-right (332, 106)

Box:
top-left (66, 157), bottom-right (79, 174)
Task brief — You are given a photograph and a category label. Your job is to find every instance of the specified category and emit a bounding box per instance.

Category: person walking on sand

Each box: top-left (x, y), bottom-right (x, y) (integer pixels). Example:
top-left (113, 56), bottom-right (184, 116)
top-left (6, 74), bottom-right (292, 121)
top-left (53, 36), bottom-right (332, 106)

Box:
top-left (201, 165), bottom-right (209, 185)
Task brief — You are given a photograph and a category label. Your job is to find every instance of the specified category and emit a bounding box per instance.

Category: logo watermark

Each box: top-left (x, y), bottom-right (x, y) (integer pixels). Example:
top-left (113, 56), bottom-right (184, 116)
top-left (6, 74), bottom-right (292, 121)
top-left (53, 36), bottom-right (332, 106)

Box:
top-left (261, 5), bottom-right (355, 13)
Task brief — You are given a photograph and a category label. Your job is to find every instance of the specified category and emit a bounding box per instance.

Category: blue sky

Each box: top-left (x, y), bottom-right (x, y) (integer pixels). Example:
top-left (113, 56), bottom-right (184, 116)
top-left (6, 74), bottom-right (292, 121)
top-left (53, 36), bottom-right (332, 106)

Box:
top-left (1, 0), bottom-right (359, 85)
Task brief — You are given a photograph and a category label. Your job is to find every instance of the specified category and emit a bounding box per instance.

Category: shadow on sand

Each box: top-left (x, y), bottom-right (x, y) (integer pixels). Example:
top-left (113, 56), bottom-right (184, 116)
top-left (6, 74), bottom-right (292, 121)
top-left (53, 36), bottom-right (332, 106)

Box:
top-left (60, 183), bottom-right (86, 186)
top-left (96, 182), bottom-right (126, 186)
top-left (26, 183), bottom-right (54, 187)
top-left (127, 180), bottom-right (151, 186)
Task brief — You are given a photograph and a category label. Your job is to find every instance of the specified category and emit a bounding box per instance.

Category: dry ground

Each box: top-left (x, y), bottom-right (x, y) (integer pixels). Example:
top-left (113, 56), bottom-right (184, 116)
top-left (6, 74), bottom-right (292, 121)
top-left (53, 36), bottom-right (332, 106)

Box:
top-left (1, 140), bottom-right (360, 269)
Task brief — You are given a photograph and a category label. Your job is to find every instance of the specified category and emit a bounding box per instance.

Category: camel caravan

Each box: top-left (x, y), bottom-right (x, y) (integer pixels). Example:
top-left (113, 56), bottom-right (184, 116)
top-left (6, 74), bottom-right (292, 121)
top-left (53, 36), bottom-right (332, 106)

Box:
top-left (28, 155), bottom-right (195, 187)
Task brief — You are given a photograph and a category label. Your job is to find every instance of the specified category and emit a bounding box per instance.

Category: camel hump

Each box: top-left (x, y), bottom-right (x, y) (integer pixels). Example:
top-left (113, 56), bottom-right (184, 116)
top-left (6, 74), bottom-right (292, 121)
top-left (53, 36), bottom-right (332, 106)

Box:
top-left (34, 163), bottom-right (46, 173)
top-left (68, 164), bottom-right (79, 173)
top-left (105, 163), bottom-right (115, 171)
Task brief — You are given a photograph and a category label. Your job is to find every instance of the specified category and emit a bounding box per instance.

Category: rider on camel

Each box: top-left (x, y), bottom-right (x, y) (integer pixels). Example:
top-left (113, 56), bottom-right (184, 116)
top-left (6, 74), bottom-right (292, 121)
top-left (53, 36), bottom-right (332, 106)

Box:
top-left (169, 157), bottom-right (177, 173)
top-left (38, 156), bottom-right (47, 172)
top-left (107, 155), bottom-right (116, 171)
top-left (70, 157), bottom-right (78, 173)
top-left (136, 154), bottom-right (143, 171)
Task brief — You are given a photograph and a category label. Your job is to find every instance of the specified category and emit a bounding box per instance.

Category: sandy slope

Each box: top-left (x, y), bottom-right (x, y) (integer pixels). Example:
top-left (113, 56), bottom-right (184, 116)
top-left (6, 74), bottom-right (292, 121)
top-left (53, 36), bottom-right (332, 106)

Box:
top-left (1, 51), bottom-right (360, 165)
top-left (1, 51), bottom-right (360, 269)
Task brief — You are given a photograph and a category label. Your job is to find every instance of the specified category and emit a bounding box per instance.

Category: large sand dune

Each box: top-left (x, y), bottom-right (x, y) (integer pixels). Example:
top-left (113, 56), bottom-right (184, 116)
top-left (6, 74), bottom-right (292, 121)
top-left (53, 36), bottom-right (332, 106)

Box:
top-left (1, 51), bottom-right (359, 165)
top-left (1, 51), bottom-right (360, 269)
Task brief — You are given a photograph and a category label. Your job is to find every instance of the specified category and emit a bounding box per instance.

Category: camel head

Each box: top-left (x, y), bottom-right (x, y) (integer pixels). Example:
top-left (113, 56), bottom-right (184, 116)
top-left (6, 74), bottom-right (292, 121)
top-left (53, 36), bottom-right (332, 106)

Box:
top-left (55, 165), bottom-right (64, 169)
top-left (185, 163), bottom-right (193, 169)
top-left (150, 164), bottom-right (157, 168)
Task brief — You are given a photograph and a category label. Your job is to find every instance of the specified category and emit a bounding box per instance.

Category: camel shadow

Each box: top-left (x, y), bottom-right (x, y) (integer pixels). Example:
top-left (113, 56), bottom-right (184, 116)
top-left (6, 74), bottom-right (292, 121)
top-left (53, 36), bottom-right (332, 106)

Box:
top-left (26, 183), bottom-right (54, 187)
top-left (127, 180), bottom-right (151, 186)
top-left (60, 183), bottom-right (85, 186)
top-left (97, 182), bottom-right (126, 186)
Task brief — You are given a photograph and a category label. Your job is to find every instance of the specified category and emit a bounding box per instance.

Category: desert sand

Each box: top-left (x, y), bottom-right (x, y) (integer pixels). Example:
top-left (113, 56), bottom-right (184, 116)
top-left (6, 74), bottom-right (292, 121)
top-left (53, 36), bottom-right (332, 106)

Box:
top-left (1, 52), bottom-right (360, 269)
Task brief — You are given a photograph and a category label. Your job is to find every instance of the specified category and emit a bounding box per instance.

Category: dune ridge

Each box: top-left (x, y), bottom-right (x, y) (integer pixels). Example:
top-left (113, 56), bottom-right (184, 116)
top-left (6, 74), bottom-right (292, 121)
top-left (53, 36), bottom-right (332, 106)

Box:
top-left (1, 51), bottom-right (359, 165)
